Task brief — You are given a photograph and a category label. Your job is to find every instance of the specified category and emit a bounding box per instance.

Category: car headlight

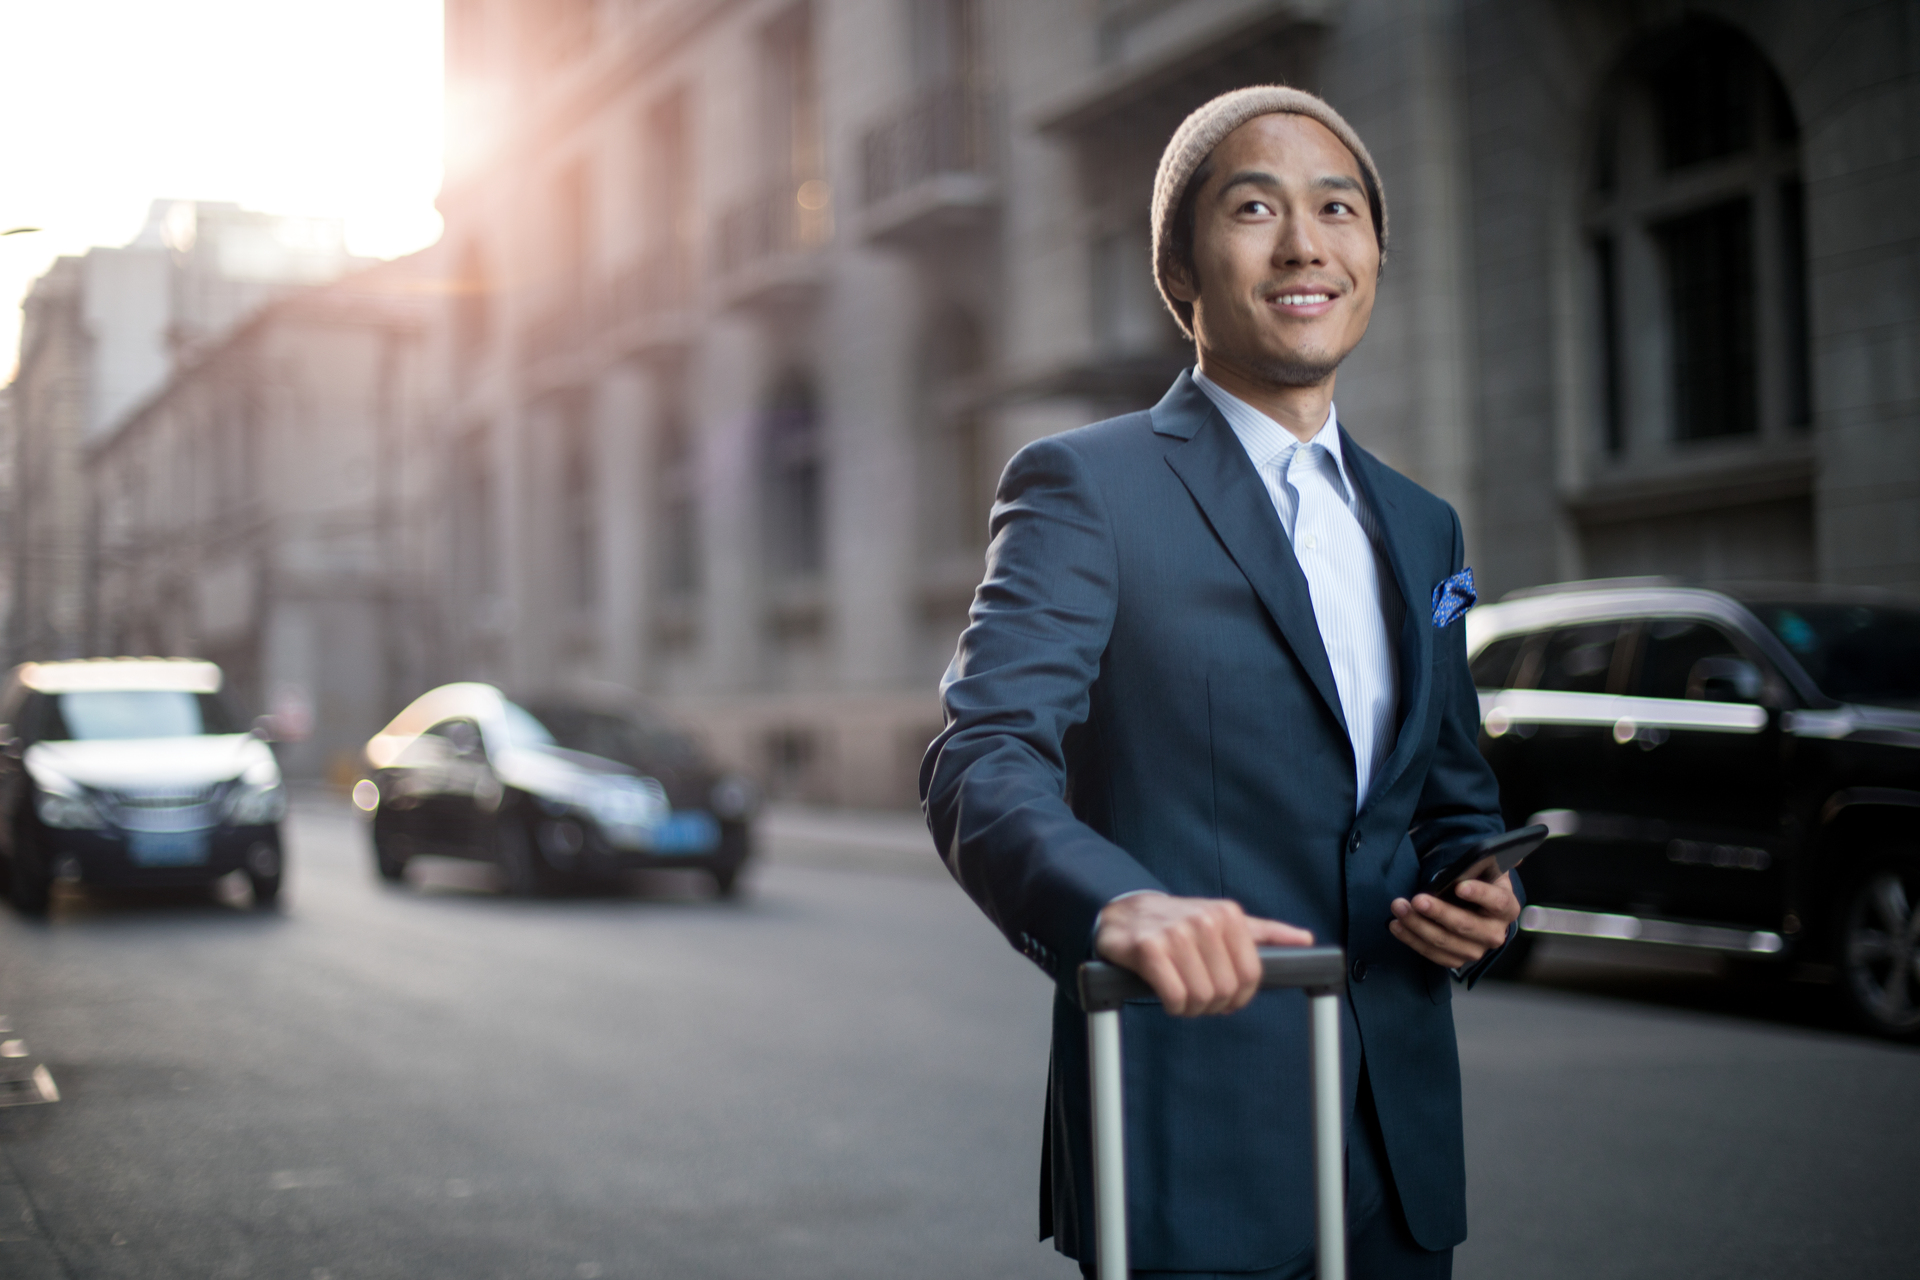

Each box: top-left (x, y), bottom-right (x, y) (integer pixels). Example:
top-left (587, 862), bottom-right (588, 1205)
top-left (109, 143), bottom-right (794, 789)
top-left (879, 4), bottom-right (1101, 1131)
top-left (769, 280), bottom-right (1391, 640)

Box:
top-left (35, 788), bottom-right (104, 829)
top-left (226, 758), bottom-right (287, 825)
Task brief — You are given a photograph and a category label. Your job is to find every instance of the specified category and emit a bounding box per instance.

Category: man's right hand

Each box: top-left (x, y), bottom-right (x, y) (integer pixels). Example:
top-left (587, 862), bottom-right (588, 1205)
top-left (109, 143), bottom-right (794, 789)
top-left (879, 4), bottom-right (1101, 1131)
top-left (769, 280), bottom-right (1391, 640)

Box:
top-left (1094, 892), bottom-right (1314, 1017)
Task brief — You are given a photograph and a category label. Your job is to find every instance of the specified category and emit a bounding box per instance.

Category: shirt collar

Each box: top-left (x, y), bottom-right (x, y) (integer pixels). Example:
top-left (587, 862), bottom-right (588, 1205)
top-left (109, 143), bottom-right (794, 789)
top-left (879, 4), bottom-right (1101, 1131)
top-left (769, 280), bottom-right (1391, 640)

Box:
top-left (1191, 366), bottom-right (1348, 483)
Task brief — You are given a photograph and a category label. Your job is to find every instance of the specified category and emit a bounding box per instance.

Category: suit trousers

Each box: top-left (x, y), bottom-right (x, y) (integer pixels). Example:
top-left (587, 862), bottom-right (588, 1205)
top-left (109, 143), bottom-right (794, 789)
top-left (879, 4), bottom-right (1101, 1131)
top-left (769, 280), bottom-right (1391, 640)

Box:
top-left (1077, 1063), bottom-right (1453, 1280)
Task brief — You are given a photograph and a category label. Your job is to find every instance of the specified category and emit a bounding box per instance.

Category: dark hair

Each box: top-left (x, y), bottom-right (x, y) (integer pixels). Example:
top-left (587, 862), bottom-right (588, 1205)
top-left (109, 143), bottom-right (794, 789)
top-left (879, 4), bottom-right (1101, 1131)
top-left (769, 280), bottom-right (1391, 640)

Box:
top-left (1165, 143), bottom-right (1386, 333)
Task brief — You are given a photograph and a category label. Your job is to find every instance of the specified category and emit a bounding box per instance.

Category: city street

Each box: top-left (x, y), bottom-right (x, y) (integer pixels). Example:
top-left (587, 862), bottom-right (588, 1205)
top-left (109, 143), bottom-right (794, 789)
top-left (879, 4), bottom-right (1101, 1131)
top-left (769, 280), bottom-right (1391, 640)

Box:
top-left (1, 798), bottom-right (1916, 1280)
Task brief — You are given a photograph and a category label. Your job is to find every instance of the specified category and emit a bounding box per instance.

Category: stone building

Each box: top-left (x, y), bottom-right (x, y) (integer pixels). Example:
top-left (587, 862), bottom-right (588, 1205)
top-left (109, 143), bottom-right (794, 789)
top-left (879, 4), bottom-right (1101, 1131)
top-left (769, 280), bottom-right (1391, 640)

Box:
top-left (85, 254), bottom-right (440, 781)
top-left (421, 0), bottom-right (1919, 808)
top-left (6, 201), bottom-right (362, 666)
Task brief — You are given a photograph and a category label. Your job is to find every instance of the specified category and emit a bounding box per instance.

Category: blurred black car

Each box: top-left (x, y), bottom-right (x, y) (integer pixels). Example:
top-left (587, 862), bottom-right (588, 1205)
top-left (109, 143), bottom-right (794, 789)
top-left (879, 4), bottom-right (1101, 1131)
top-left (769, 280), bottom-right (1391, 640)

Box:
top-left (359, 684), bottom-right (755, 897)
top-left (1467, 580), bottom-right (1920, 1038)
top-left (0, 658), bottom-right (287, 915)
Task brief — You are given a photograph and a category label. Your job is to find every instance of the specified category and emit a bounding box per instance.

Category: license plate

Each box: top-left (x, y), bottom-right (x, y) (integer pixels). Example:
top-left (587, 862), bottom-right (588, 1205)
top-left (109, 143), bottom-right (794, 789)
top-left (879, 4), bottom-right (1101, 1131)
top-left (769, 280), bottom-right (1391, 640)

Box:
top-left (649, 812), bottom-right (720, 854)
top-left (127, 829), bottom-right (211, 867)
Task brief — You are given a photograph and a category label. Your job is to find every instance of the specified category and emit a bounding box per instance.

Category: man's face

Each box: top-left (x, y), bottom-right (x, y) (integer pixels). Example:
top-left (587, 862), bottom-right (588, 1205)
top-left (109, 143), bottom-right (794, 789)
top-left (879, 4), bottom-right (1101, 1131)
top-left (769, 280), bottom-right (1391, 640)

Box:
top-left (1169, 113), bottom-right (1380, 387)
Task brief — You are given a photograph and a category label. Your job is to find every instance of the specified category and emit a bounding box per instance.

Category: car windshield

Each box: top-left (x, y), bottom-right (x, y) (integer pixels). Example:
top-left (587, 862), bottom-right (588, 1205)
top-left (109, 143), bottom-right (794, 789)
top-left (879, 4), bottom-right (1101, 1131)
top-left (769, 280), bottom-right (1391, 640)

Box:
top-left (519, 704), bottom-right (698, 770)
top-left (43, 690), bottom-right (236, 740)
top-left (1751, 602), bottom-right (1920, 707)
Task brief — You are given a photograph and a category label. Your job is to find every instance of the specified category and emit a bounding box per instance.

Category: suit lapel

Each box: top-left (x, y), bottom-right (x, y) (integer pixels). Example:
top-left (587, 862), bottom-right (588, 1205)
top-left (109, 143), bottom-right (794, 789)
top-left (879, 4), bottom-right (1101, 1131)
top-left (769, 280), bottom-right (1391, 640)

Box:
top-left (1339, 429), bottom-right (1433, 809)
top-left (1156, 377), bottom-right (1350, 740)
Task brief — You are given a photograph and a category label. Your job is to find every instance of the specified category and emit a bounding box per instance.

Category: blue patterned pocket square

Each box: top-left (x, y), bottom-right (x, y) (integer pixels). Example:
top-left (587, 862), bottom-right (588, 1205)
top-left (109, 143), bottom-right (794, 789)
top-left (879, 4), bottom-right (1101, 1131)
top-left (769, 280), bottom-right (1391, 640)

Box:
top-left (1431, 568), bottom-right (1477, 628)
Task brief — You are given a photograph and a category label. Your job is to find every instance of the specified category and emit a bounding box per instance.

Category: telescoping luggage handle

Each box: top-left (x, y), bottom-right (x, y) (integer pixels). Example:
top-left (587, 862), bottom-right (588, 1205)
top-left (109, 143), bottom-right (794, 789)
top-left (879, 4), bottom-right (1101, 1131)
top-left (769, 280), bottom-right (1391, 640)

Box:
top-left (1077, 946), bottom-right (1349, 1280)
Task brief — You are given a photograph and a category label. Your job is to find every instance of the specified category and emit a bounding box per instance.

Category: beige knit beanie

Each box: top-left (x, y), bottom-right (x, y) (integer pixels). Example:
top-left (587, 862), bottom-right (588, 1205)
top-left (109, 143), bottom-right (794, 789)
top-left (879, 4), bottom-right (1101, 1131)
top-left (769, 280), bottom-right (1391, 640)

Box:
top-left (1151, 85), bottom-right (1388, 339)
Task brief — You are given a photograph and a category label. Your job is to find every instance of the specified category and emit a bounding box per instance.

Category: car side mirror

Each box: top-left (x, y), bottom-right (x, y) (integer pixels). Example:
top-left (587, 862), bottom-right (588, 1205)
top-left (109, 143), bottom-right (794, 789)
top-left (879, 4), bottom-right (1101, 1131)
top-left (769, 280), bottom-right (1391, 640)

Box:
top-left (1691, 657), bottom-right (1763, 703)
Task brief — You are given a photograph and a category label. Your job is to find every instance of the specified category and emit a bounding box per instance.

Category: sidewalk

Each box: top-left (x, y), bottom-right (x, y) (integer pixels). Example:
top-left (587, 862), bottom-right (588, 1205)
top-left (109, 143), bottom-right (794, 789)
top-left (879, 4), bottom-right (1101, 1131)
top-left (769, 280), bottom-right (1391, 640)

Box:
top-left (756, 804), bottom-right (943, 879)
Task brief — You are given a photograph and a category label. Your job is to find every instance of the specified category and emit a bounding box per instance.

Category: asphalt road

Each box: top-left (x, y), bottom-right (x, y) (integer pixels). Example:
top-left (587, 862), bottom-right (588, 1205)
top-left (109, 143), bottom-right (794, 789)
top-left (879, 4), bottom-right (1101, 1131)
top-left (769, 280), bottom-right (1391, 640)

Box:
top-left (1, 798), bottom-right (1915, 1280)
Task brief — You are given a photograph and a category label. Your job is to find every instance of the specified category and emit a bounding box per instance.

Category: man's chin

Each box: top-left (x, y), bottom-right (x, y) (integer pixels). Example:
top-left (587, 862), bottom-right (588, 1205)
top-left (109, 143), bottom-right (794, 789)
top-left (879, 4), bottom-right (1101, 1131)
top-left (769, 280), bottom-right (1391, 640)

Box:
top-left (1247, 350), bottom-right (1346, 389)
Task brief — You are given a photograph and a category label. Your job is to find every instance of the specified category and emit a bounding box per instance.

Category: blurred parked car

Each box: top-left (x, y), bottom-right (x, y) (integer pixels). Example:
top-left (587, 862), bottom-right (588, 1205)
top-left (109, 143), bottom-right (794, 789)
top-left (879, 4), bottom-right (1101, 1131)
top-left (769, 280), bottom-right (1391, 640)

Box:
top-left (358, 684), bottom-right (755, 897)
top-left (0, 658), bottom-right (286, 915)
top-left (1467, 579), bottom-right (1920, 1039)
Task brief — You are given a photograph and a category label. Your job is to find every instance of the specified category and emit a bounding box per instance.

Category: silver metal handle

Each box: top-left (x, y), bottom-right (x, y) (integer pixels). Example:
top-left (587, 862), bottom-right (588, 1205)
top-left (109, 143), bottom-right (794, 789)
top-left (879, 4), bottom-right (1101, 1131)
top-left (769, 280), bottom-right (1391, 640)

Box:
top-left (1079, 946), bottom-right (1347, 1280)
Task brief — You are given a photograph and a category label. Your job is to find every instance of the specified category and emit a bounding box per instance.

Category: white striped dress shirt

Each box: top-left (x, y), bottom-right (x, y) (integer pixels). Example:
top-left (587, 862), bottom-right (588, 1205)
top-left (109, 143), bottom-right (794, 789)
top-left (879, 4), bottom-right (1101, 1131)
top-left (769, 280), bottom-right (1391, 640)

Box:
top-left (1193, 370), bottom-right (1403, 810)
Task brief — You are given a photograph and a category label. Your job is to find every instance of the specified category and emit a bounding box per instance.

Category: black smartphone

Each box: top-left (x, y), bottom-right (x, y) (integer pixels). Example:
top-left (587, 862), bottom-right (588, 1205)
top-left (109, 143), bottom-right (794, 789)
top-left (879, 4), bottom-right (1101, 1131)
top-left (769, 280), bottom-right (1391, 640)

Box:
top-left (1418, 824), bottom-right (1548, 902)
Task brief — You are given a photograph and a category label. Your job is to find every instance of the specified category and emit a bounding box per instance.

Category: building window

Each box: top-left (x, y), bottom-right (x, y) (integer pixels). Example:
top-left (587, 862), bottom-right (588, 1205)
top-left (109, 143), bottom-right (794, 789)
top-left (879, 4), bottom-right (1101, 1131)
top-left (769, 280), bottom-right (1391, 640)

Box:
top-left (910, 0), bottom-right (981, 86)
top-left (638, 89), bottom-right (696, 307)
top-left (560, 399), bottom-right (597, 611)
top-left (919, 303), bottom-right (991, 560)
top-left (654, 365), bottom-right (699, 598)
top-left (762, 369), bottom-right (824, 579)
top-left (1587, 18), bottom-right (1810, 455)
top-left (450, 427), bottom-right (495, 621)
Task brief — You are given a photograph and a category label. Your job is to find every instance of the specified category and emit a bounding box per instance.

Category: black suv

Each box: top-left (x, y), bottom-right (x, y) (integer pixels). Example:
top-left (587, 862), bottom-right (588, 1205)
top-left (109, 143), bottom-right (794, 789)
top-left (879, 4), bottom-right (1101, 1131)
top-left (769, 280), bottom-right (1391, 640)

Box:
top-left (1467, 580), bottom-right (1920, 1039)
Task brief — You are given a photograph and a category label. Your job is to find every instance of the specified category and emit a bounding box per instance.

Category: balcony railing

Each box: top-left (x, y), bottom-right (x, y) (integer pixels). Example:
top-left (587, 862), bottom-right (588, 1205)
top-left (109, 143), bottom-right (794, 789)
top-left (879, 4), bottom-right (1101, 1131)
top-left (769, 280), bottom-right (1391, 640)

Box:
top-left (862, 83), bottom-right (993, 207)
top-left (716, 180), bottom-right (833, 282)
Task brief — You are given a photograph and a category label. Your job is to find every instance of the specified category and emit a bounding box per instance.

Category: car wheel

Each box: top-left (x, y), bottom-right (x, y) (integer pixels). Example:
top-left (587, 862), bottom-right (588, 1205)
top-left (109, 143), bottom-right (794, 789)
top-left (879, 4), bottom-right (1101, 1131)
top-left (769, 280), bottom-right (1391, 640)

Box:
top-left (246, 837), bottom-right (284, 908)
top-left (1834, 854), bottom-right (1920, 1041)
top-left (496, 819), bottom-right (553, 897)
top-left (8, 831), bottom-right (50, 918)
top-left (371, 823), bottom-right (409, 884)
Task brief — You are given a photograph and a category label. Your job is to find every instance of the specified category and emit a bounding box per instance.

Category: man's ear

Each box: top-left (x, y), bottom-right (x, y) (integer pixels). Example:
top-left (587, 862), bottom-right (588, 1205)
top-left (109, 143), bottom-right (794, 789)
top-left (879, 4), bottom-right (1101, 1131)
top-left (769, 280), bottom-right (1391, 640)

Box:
top-left (1164, 260), bottom-right (1199, 305)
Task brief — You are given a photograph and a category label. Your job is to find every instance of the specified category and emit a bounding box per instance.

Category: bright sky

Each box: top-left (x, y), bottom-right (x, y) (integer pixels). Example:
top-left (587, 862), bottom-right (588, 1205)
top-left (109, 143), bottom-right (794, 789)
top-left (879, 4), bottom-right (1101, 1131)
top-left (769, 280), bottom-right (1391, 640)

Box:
top-left (0, 0), bottom-right (445, 380)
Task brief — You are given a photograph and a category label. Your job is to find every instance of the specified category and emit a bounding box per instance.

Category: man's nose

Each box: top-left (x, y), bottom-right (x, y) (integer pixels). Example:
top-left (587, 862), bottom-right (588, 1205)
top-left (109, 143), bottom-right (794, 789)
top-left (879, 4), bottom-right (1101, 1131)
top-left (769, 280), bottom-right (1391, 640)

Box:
top-left (1271, 207), bottom-right (1327, 267)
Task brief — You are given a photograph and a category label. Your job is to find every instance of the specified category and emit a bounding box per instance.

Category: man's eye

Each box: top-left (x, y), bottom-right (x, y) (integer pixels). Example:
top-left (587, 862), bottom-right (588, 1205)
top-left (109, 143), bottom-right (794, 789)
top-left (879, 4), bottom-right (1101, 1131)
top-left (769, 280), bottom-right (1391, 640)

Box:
top-left (1239, 200), bottom-right (1275, 216)
top-left (1325, 200), bottom-right (1354, 216)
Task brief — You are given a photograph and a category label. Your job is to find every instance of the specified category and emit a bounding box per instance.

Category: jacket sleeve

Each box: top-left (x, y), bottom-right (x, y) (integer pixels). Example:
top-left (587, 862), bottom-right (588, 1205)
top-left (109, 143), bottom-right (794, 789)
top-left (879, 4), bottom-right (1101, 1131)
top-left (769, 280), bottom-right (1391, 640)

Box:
top-left (1409, 507), bottom-right (1524, 986)
top-left (919, 435), bottom-right (1168, 984)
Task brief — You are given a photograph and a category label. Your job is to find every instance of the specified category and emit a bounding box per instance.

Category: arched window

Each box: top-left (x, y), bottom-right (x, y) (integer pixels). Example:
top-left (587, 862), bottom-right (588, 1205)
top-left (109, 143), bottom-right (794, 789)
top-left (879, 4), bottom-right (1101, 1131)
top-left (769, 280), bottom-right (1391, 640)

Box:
top-left (918, 302), bottom-right (991, 561)
top-left (1587, 19), bottom-right (1811, 455)
top-left (654, 364), bottom-right (700, 599)
top-left (762, 369), bottom-right (824, 578)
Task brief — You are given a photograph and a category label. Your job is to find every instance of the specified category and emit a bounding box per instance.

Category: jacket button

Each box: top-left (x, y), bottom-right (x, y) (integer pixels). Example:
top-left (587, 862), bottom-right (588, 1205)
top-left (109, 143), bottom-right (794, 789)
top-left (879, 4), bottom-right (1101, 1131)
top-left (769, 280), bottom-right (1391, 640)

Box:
top-left (1349, 832), bottom-right (1362, 853)
top-left (1351, 958), bottom-right (1369, 983)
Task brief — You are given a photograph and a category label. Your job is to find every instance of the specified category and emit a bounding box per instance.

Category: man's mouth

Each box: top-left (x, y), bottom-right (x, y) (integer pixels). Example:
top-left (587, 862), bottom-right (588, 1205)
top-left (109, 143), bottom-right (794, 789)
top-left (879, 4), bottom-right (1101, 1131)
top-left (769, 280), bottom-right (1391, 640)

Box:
top-left (1264, 287), bottom-right (1342, 315)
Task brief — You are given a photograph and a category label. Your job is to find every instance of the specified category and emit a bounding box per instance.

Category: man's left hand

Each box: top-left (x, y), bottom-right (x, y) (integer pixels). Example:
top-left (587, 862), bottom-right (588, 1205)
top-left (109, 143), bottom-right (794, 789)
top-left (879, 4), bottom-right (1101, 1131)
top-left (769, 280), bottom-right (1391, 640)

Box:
top-left (1388, 873), bottom-right (1520, 969)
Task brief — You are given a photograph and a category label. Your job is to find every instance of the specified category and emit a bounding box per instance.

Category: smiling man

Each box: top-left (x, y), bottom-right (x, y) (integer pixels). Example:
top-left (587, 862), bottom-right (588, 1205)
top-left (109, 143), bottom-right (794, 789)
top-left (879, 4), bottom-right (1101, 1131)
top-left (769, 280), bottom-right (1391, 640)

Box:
top-left (922, 86), bottom-right (1520, 1278)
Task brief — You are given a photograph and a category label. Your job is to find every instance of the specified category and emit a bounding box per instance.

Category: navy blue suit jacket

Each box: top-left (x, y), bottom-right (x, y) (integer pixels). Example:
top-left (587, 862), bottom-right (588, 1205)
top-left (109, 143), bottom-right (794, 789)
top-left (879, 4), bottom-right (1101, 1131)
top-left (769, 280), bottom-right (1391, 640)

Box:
top-left (920, 371), bottom-right (1510, 1271)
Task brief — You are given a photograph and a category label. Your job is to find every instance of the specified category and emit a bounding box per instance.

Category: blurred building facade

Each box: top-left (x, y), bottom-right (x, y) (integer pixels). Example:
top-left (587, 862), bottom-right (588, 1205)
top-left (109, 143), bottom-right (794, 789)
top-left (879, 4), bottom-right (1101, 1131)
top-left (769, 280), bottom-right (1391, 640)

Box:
top-left (24, 1), bottom-right (1917, 804)
top-left (7, 201), bottom-right (362, 665)
top-left (422, 0), bottom-right (1920, 808)
top-left (84, 254), bottom-right (440, 781)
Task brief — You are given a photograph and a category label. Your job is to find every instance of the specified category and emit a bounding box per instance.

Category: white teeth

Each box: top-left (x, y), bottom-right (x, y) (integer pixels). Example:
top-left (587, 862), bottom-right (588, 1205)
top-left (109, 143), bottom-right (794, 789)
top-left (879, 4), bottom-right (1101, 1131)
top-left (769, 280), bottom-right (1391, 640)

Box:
top-left (1276, 293), bottom-right (1332, 305)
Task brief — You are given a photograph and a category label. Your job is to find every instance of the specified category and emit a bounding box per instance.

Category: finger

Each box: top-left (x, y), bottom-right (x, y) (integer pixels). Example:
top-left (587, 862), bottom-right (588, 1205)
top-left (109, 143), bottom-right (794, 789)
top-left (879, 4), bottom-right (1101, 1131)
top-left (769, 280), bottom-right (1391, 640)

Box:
top-left (1164, 926), bottom-right (1221, 1017)
top-left (1389, 917), bottom-right (1481, 968)
top-left (1130, 937), bottom-right (1192, 1014)
top-left (1454, 875), bottom-right (1521, 922)
top-left (1221, 906), bottom-right (1264, 1013)
top-left (1406, 903), bottom-right (1503, 960)
top-left (1410, 893), bottom-right (1510, 948)
top-left (1192, 907), bottom-right (1245, 1015)
top-left (1389, 918), bottom-right (1478, 967)
top-left (1397, 917), bottom-right (1482, 967)
top-left (1246, 917), bottom-right (1316, 947)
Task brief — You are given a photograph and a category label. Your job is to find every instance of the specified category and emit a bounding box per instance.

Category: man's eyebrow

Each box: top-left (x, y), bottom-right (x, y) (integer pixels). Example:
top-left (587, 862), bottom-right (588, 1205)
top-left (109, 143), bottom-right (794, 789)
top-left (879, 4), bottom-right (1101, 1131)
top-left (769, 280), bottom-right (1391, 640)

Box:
top-left (1215, 170), bottom-right (1367, 199)
top-left (1215, 170), bottom-right (1280, 198)
top-left (1313, 174), bottom-right (1365, 196)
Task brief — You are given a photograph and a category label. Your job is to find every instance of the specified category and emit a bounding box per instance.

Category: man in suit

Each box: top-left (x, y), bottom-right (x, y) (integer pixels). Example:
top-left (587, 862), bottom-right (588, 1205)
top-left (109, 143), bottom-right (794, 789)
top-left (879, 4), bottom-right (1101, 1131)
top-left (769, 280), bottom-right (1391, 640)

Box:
top-left (920, 86), bottom-right (1521, 1278)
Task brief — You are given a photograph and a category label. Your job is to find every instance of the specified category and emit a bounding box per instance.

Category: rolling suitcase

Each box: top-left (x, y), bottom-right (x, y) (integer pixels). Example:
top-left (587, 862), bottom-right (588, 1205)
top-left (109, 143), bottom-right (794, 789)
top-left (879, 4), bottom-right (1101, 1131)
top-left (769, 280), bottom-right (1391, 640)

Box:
top-left (1077, 946), bottom-right (1349, 1280)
